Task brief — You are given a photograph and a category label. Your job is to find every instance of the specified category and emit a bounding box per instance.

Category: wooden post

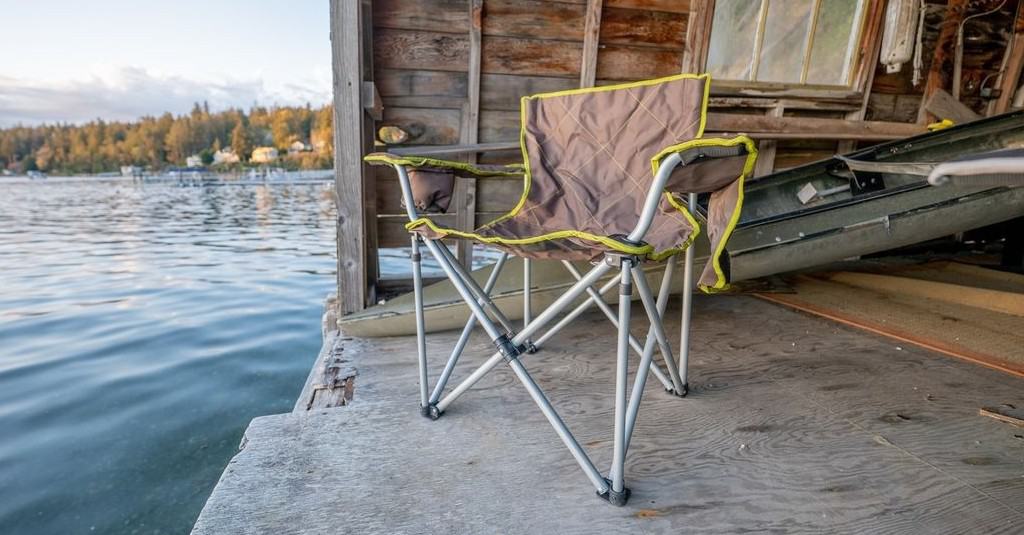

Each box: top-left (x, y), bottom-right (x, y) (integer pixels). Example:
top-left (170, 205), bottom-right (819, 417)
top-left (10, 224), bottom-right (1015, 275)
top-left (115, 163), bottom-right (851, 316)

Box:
top-left (580, 0), bottom-right (603, 88)
top-left (916, 0), bottom-right (970, 124)
top-left (455, 0), bottom-right (483, 268)
top-left (992, 6), bottom-right (1024, 115)
top-left (682, 0), bottom-right (715, 74)
top-left (330, 0), bottom-right (376, 315)
top-left (753, 104), bottom-right (783, 177)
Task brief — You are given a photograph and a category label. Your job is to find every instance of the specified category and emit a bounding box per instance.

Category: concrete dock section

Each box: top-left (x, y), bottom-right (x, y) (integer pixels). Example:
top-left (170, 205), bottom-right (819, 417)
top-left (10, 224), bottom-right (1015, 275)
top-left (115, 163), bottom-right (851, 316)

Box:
top-left (193, 296), bottom-right (1024, 534)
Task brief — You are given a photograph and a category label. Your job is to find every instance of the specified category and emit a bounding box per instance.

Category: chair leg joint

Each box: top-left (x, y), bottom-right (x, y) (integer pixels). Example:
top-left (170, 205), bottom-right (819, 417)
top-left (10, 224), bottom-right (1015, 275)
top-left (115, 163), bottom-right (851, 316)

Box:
top-left (666, 382), bottom-right (689, 397)
top-left (518, 340), bottom-right (538, 354)
top-left (494, 334), bottom-right (521, 363)
top-left (597, 479), bottom-right (631, 506)
top-left (420, 403), bottom-right (443, 420)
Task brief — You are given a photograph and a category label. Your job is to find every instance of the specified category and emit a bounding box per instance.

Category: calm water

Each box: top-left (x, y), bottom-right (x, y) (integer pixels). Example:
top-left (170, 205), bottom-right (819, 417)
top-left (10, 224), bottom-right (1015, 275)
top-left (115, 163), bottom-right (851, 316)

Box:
top-left (0, 177), bottom-right (348, 533)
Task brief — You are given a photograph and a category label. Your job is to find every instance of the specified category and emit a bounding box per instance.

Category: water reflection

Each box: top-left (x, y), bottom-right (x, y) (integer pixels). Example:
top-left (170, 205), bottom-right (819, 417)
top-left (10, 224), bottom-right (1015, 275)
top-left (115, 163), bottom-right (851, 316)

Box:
top-left (0, 177), bottom-right (336, 534)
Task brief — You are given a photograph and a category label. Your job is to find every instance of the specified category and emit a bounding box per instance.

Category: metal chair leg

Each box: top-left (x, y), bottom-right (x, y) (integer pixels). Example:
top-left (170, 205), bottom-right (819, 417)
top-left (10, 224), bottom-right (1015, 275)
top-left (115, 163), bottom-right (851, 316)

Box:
top-left (679, 193), bottom-right (698, 390)
top-left (429, 253), bottom-right (509, 405)
top-left (411, 236), bottom-right (429, 411)
top-left (607, 257), bottom-right (633, 505)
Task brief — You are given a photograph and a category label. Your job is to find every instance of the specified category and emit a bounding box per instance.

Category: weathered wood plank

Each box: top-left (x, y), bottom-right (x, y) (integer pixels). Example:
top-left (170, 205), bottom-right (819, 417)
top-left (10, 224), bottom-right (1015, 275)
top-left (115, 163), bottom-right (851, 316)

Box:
top-left (579, 0), bottom-right (603, 88)
top-left (481, 74), bottom-right (578, 110)
top-left (373, 0), bottom-right (470, 33)
top-left (376, 29), bottom-right (682, 80)
top-left (375, 68), bottom-right (468, 98)
top-left (924, 89), bottom-right (982, 124)
top-left (331, 0), bottom-right (370, 315)
top-left (558, 0), bottom-right (691, 14)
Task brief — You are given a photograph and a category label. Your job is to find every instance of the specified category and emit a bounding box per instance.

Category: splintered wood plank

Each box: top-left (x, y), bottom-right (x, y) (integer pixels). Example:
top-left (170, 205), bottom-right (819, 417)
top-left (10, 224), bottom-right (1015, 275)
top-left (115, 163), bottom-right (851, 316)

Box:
top-left (579, 0), bottom-right (603, 88)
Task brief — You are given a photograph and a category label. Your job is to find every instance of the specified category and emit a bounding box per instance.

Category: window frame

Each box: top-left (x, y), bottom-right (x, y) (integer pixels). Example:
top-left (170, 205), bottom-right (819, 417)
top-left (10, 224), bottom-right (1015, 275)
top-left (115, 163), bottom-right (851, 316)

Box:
top-left (703, 0), bottom-right (879, 97)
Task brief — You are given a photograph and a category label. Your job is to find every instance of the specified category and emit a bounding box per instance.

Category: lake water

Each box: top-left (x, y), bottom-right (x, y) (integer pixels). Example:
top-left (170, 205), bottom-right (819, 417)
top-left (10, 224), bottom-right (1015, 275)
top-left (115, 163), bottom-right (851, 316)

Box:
top-left (0, 177), bottom-right (355, 533)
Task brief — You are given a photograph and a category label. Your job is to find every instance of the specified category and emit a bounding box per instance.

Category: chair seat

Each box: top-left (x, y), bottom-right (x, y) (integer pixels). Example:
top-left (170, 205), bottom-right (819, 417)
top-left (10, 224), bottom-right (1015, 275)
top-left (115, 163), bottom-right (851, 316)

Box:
top-left (406, 192), bottom-right (700, 262)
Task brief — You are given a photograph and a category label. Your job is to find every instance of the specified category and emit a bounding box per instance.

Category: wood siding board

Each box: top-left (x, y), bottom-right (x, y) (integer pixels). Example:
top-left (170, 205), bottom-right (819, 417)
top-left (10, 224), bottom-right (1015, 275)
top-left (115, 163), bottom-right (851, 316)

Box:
top-left (374, 29), bottom-right (471, 73)
top-left (480, 74), bottom-right (578, 110)
top-left (373, 0), bottom-right (470, 33)
top-left (375, 69), bottom-right (468, 98)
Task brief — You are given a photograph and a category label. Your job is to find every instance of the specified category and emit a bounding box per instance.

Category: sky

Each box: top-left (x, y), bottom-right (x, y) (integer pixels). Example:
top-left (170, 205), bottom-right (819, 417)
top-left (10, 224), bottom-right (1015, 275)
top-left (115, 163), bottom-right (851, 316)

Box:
top-left (0, 0), bottom-right (332, 126)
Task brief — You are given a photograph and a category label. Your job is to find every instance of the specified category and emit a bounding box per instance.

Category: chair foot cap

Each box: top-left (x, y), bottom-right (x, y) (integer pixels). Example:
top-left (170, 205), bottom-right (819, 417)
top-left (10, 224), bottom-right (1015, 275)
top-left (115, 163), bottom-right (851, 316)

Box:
top-left (667, 383), bottom-right (689, 398)
top-left (420, 404), bottom-right (443, 420)
top-left (598, 480), bottom-right (631, 506)
top-left (520, 341), bottom-right (538, 354)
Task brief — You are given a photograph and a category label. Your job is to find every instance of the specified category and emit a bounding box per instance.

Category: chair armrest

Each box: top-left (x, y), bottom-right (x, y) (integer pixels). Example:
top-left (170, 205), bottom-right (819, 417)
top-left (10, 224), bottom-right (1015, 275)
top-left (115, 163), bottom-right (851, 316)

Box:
top-left (363, 152), bottom-right (523, 178)
top-left (650, 135), bottom-right (757, 176)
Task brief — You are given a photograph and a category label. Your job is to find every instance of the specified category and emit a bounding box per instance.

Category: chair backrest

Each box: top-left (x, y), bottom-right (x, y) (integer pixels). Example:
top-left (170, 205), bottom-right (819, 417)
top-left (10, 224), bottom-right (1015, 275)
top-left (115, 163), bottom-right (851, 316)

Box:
top-left (513, 74), bottom-right (710, 239)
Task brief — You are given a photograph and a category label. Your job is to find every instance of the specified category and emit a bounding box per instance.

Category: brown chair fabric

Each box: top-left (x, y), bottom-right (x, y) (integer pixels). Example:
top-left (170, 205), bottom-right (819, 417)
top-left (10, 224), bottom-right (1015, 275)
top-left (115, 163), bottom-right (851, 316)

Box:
top-left (387, 74), bottom-right (755, 289)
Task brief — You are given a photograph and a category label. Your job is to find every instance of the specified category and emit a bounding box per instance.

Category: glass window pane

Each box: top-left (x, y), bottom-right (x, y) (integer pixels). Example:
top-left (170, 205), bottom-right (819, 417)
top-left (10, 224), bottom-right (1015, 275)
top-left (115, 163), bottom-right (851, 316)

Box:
top-left (805, 0), bottom-right (864, 85)
top-left (755, 0), bottom-right (815, 83)
top-left (706, 0), bottom-right (762, 80)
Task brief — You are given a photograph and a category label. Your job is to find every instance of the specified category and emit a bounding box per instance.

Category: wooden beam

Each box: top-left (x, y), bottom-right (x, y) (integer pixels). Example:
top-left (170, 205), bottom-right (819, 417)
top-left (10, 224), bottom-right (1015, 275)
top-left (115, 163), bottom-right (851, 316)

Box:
top-left (331, 0), bottom-right (372, 316)
top-left (455, 0), bottom-right (484, 268)
top-left (579, 0), bottom-right (603, 87)
top-left (681, 0), bottom-right (714, 73)
top-left (993, 6), bottom-right (1024, 115)
top-left (707, 113), bottom-right (925, 139)
top-left (917, 0), bottom-right (970, 124)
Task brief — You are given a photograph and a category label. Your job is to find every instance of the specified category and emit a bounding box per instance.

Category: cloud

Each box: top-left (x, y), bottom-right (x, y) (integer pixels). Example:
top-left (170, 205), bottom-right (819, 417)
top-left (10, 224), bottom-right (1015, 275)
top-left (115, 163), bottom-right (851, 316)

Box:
top-left (0, 66), bottom-right (331, 126)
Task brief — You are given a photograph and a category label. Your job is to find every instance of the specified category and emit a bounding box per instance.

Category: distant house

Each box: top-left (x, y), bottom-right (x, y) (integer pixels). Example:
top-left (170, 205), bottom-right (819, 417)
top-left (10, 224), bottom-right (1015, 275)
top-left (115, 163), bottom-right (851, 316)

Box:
top-left (251, 147), bottom-right (279, 164)
top-left (213, 149), bottom-right (240, 165)
top-left (288, 140), bottom-right (311, 155)
top-left (185, 154), bottom-right (203, 168)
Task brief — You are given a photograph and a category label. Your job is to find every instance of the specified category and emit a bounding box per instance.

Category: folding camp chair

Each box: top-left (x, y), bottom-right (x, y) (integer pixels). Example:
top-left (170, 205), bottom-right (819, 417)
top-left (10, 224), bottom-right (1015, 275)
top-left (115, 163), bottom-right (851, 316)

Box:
top-left (365, 73), bottom-right (757, 506)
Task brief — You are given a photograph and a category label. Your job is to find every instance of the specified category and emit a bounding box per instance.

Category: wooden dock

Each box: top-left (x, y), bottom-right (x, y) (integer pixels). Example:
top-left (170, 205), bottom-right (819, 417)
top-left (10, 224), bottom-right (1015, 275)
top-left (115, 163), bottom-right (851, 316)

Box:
top-left (193, 295), bottom-right (1024, 534)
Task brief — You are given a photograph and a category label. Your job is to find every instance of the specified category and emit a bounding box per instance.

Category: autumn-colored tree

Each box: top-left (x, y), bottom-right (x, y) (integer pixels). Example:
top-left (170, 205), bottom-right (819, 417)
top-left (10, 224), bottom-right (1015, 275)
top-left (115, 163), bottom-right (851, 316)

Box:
top-left (0, 104), bottom-right (334, 174)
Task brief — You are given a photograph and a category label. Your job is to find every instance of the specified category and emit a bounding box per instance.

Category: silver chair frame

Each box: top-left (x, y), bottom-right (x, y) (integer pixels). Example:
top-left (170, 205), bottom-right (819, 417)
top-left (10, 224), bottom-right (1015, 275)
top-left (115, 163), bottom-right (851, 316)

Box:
top-left (393, 152), bottom-right (697, 505)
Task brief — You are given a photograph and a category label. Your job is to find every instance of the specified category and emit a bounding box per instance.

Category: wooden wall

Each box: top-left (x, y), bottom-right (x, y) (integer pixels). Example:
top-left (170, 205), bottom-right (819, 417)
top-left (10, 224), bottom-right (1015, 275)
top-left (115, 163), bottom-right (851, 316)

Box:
top-left (333, 0), bottom-right (1024, 313)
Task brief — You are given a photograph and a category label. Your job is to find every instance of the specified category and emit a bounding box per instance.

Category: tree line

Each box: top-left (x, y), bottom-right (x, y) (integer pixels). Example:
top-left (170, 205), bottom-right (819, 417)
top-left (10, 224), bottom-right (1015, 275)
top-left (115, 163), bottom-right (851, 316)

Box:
top-left (0, 102), bottom-right (334, 174)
